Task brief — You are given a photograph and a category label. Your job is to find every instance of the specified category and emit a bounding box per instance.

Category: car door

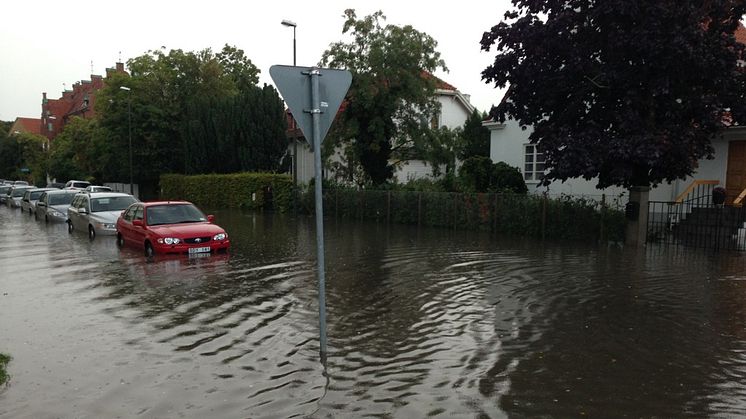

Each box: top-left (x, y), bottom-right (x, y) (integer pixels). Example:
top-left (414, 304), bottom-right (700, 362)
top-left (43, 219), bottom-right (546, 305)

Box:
top-left (35, 193), bottom-right (48, 219)
top-left (68, 195), bottom-right (80, 228)
top-left (120, 204), bottom-right (142, 244)
top-left (131, 205), bottom-right (147, 246)
top-left (76, 195), bottom-right (90, 230)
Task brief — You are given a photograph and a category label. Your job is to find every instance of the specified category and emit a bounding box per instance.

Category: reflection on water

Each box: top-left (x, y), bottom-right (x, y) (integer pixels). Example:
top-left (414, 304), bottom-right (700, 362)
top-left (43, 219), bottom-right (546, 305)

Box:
top-left (1, 207), bottom-right (746, 417)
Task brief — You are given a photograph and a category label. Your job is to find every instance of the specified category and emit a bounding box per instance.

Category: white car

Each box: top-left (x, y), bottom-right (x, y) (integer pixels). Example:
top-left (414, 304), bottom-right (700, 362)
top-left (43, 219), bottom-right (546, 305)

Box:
top-left (68, 192), bottom-right (139, 239)
top-left (20, 188), bottom-right (56, 215)
top-left (64, 180), bottom-right (91, 190)
top-left (6, 186), bottom-right (33, 209)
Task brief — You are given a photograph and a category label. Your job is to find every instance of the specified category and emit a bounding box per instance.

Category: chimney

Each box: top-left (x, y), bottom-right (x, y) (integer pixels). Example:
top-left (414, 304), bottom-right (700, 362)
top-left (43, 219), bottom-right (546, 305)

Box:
top-left (116, 62), bottom-right (124, 72)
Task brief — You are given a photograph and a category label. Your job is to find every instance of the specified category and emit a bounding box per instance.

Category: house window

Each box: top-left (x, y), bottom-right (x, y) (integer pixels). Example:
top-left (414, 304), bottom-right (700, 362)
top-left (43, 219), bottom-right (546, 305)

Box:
top-left (48, 123), bottom-right (53, 132)
top-left (524, 144), bottom-right (545, 181)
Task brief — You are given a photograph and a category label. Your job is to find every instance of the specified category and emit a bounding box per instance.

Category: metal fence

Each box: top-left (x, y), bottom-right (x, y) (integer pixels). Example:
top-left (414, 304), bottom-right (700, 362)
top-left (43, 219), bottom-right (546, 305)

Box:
top-left (648, 201), bottom-right (746, 251)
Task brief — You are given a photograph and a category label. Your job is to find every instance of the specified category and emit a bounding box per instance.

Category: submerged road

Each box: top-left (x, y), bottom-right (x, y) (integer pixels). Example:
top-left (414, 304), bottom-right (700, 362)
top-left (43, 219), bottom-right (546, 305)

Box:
top-left (1, 205), bottom-right (746, 417)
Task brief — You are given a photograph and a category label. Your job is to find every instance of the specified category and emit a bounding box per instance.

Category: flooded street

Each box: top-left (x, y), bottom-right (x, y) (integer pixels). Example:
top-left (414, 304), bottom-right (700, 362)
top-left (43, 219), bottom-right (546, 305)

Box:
top-left (2, 206), bottom-right (746, 418)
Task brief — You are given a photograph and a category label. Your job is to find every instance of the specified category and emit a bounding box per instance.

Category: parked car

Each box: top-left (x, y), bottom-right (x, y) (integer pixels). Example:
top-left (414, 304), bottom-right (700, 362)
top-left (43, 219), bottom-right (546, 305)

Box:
top-left (46, 182), bottom-right (65, 189)
top-left (35, 190), bottom-right (78, 222)
top-left (21, 188), bottom-right (56, 215)
top-left (116, 201), bottom-right (230, 257)
top-left (0, 185), bottom-right (12, 204)
top-left (6, 186), bottom-right (34, 208)
top-left (84, 185), bottom-right (113, 193)
top-left (64, 180), bottom-right (91, 190)
top-left (68, 192), bottom-right (138, 239)
top-left (12, 180), bottom-right (29, 186)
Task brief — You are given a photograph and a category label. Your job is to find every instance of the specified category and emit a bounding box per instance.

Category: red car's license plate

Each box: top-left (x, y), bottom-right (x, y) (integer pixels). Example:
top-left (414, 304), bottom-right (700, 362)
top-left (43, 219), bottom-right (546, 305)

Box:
top-left (188, 247), bottom-right (211, 254)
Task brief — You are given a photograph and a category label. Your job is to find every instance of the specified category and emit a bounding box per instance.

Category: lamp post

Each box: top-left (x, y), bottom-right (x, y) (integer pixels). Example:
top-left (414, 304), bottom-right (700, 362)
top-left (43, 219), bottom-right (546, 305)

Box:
top-left (281, 19), bottom-right (298, 185)
top-left (119, 86), bottom-right (133, 196)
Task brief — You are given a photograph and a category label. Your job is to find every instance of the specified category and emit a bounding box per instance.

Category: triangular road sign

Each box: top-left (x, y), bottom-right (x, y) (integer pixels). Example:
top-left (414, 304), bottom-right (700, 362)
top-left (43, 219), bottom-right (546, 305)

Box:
top-left (270, 65), bottom-right (352, 147)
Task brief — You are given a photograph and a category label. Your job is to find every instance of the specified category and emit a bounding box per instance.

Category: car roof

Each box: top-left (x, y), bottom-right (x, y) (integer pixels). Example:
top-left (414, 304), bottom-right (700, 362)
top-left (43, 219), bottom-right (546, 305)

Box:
top-left (45, 189), bottom-right (80, 194)
top-left (140, 201), bottom-right (193, 207)
top-left (80, 192), bottom-right (135, 198)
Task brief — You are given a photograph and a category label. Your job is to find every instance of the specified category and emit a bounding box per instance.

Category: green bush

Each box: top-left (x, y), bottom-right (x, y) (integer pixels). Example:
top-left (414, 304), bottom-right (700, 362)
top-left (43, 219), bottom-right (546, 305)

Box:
top-left (160, 172), bottom-right (294, 211)
top-left (0, 353), bottom-right (10, 386)
top-left (458, 157), bottom-right (528, 194)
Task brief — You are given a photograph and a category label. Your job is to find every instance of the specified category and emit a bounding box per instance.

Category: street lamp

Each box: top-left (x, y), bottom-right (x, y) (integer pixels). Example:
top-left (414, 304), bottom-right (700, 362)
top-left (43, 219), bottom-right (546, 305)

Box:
top-left (282, 19), bottom-right (298, 185)
top-left (281, 19), bottom-right (297, 66)
top-left (119, 86), bottom-right (133, 196)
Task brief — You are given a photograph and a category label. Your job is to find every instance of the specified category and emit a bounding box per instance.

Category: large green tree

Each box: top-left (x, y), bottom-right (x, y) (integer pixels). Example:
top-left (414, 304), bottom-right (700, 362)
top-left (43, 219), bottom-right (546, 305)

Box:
top-left (321, 9), bottom-right (447, 185)
top-left (94, 45), bottom-right (285, 191)
top-left (481, 0), bottom-right (746, 188)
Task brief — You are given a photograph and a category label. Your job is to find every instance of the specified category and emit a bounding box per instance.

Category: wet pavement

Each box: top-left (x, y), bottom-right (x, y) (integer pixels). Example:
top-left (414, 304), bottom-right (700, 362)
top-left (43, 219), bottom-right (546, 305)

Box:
top-left (1, 205), bottom-right (746, 418)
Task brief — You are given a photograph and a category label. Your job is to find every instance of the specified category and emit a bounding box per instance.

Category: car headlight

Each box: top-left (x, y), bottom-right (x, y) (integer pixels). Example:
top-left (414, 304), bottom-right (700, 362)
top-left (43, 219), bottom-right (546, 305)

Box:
top-left (49, 209), bottom-right (63, 217)
top-left (213, 233), bottom-right (227, 241)
top-left (158, 237), bottom-right (181, 245)
top-left (97, 222), bottom-right (116, 229)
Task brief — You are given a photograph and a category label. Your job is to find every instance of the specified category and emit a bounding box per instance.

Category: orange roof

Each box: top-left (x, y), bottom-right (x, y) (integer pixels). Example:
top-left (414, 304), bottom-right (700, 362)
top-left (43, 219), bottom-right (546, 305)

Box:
top-left (422, 72), bottom-right (457, 91)
top-left (10, 117), bottom-right (42, 135)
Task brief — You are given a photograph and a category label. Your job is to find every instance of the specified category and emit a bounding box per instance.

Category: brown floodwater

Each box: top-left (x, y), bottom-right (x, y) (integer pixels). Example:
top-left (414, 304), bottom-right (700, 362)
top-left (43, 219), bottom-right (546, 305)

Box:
top-left (1, 205), bottom-right (746, 418)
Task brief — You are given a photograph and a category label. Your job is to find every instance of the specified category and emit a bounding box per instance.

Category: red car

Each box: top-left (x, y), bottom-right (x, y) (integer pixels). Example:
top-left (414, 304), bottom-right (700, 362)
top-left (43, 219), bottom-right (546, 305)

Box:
top-left (116, 201), bottom-right (230, 257)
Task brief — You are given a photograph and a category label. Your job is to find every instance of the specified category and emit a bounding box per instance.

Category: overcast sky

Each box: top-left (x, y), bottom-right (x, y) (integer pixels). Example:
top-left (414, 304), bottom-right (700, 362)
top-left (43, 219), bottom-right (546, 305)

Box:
top-left (0, 0), bottom-right (513, 122)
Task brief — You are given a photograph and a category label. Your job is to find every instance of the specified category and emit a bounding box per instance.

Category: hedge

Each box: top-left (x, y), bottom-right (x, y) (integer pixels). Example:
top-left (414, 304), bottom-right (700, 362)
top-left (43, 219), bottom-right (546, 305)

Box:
top-left (160, 173), bottom-right (293, 211)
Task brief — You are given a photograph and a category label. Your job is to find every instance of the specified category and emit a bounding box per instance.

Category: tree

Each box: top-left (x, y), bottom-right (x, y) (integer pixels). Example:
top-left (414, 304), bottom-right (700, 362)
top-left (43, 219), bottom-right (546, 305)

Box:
top-left (321, 9), bottom-right (447, 185)
top-left (94, 45), bottom-right (281, 192)
top-left (457, 109), bottom-right (490, 160)
top-left (481, 1), bottom-right (746, 189)
top-left (0, 132), bottom-right (47, 184)
top-left (48, 117), bottom-right (107, 182)
top-left (459, 156), bottom-right (527, 193)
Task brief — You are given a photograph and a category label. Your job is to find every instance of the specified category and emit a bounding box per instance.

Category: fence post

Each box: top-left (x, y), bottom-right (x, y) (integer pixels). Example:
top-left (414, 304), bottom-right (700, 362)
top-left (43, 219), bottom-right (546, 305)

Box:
top-left (387, 191), bottom-right (391, 225)
top-left (418, 192), bottom-right (422, 227)
top-left (541, 192), bottom-right (547, 241)
top-left (600, 194), bottom-right (606, 243)
top-left (359, 191), bottom-right (364, 221)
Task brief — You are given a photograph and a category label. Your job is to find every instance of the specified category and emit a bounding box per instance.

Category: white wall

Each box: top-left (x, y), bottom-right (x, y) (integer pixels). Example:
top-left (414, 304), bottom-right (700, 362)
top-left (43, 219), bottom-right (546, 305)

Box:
top-left (486, 118), bottom-right (743, 203)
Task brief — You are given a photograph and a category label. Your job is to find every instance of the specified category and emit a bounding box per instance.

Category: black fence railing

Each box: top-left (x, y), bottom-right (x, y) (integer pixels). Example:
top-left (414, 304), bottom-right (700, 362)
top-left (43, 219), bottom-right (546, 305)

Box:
top-left (295, 189), bottom-right (627, 243)
top-left (648, 201), bottom-right (746, 250)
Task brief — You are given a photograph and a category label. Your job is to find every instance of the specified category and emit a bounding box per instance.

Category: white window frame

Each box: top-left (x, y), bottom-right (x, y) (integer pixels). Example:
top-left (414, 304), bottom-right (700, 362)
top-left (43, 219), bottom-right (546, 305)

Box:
top-left (523, 144), bottom-right (545, 182)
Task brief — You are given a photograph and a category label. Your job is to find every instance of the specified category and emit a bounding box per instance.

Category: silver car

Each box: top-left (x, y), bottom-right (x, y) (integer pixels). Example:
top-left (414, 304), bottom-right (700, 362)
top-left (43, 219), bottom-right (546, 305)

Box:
top-left (6, 186), bottom-right (34, 209)
top-left (20, 188), bottom-right (56, 215)
top-left (35, 190), bottom-right (78, 222)
top-left (67, 192), bottom-right (138, 239)
top-left (84, 185), bottom-right (113, 193)
top-left (0, 185), bottom-right (12, 204)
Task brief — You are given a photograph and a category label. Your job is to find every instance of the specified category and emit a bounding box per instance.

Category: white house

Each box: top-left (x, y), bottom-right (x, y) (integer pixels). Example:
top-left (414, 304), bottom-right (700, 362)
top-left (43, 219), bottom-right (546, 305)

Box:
top-left (287, 75), bottom-right (476, 185)
top-left (484, 117), bottom-right (746, 203)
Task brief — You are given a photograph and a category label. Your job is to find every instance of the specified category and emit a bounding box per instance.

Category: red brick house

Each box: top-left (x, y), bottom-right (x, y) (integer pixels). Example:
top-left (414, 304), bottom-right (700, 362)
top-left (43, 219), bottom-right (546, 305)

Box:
top-left (40, 62), bottom-right (128, 140)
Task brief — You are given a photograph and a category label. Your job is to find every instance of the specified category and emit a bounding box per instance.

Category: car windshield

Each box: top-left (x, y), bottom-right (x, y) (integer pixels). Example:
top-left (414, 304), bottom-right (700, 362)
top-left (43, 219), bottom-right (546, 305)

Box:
top-left (48, 193), bottom-right (76, 206)
top-left (90, 196), bottom-right (137, 212)
top-left (0, 186), bottom-right (11, 194)
top-left (73, 182), bottom-right (90, 188)
top-left (12, 188), bottom-right (29, 197)
top-left (146, 204), bottom-right (206, 226)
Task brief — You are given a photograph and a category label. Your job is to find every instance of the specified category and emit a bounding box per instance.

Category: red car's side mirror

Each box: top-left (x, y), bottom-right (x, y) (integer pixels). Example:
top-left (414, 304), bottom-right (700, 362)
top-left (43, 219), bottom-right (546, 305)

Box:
top-left (133, 219), bottom-right (144, 227)
top-left (207, 215), bottom-right (215, 223)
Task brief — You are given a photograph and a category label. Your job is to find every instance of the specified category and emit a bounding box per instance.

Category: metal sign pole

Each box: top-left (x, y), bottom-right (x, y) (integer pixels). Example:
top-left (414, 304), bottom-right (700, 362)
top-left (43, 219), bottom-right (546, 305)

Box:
top-left (309, 68), bottom-right (328, 359)
top-left (270, 64), bottom-right (350, 362)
